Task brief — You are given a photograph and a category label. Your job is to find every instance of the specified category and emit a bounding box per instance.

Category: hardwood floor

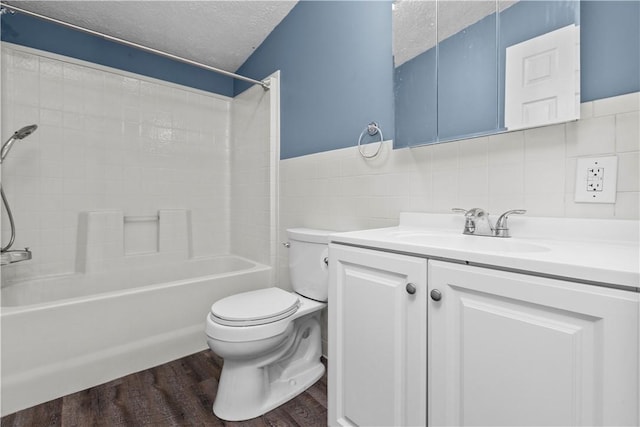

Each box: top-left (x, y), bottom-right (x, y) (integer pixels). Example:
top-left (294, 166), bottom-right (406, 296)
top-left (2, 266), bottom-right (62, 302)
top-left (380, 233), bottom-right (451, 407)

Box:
top-left (1, 351), bottom-right (328, 427)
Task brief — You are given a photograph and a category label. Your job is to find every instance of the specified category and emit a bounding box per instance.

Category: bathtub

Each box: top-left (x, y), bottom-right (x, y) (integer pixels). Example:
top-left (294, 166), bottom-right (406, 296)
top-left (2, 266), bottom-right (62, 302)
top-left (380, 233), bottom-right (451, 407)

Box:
top-left (0, 255), bottom-right (271, 416)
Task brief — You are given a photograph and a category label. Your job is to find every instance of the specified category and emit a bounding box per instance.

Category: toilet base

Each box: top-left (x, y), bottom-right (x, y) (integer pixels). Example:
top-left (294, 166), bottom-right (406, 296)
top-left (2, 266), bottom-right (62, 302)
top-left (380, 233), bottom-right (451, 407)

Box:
top-left (213, 360), bottom-right (325, 422)
top-left (211, 313), bottom-right (324, 421)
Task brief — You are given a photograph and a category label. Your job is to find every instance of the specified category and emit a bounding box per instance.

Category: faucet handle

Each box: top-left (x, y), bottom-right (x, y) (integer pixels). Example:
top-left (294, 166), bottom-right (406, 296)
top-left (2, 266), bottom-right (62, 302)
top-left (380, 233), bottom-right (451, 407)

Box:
top-left (451, 208), bottom-right (468, 215)
top-left (494, 209), bottom-right (526, 237)
top-left (452, 208), bottom-right (478, 234)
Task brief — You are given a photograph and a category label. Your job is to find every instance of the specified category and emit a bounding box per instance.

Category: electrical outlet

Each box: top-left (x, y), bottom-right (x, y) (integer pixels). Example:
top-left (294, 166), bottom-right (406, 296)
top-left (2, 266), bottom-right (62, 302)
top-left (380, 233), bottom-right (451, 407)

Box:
top-left (590, 167), bottom-right (604, 178)
top-left (575, 156), bottom-right (618, 203)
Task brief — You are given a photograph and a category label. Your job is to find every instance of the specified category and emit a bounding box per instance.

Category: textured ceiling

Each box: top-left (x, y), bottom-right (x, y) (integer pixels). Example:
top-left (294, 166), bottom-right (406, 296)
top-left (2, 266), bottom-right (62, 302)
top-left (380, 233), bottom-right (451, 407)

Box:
top-left (5, 0), bottom-right (298, 72)
top-left (393, 0), bottom-right (518, 67)
top-left (6, 1), bottom-right (518, 73)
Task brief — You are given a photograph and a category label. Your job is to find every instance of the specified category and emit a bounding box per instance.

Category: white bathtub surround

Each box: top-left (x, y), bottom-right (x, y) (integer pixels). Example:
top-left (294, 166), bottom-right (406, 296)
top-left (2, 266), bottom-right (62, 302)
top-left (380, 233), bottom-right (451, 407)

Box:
top-left (76, 209), bottom-right (191, 273)
top-left (231, 72), bottom-right (280, 285)
top-left (1, 44), bottom-right (279, 286)
top-left (1, 44), bottom-right (231, 283)
top-left (1, 44), bottom-right (281, 416)
top-left (0, 256), bottom-right (271, 416)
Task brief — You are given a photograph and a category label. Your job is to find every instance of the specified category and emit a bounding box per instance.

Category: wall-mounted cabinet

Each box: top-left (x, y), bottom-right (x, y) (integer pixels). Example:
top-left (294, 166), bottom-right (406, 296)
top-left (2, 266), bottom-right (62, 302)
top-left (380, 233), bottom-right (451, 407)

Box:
top-left (393, 0), bottom-right (581, 147)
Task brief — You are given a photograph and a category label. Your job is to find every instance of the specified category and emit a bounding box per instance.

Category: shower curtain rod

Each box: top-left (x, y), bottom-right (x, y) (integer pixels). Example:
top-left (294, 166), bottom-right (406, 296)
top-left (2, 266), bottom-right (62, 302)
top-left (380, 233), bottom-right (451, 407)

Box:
top-left (0, 2), bottom-right (270, 89)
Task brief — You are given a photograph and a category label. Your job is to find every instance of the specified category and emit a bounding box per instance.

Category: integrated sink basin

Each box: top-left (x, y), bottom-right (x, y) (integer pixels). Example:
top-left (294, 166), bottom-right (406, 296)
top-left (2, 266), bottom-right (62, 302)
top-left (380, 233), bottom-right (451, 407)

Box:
top-left (390, 232), bottom-right (550, 253)
top-left (331, 213), bottom-right (639, 289)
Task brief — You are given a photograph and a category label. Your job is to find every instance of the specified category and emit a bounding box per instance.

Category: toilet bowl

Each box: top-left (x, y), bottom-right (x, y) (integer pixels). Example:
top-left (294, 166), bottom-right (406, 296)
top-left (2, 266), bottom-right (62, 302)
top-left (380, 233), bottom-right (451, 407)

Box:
top-left (205, 228), bottom-right (333, 421)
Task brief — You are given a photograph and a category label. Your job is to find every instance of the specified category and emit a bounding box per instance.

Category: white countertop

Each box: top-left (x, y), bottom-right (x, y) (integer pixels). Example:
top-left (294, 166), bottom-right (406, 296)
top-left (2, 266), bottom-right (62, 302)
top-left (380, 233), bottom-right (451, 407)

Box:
top-left (329, 213), bottom-right (640, 291)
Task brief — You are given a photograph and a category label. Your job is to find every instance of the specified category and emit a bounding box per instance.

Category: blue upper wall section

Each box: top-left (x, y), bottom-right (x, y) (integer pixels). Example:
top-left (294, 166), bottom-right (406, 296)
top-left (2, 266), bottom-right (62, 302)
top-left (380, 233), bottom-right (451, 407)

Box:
top-left (235, 1), bottom-right (394, 160)
top-left (1, 11), bottom-right (234, 96)
top-left (1, 1), bottom-right (637, 159)
top-left (581, 0), bottom-right (640, 102)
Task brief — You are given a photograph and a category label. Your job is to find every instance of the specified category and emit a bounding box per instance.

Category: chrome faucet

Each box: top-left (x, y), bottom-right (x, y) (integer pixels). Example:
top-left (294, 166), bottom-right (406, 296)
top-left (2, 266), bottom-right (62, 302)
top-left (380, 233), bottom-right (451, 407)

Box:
top-left (452, 208), bottom-right (526, 238)
top-left (493, 209), bottom-right (527, 237)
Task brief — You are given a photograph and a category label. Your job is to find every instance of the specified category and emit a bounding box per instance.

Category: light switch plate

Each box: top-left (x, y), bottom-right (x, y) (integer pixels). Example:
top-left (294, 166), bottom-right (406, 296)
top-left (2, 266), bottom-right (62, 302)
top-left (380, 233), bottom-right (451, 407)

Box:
top-left (575, 155), bottom-right (618, 203)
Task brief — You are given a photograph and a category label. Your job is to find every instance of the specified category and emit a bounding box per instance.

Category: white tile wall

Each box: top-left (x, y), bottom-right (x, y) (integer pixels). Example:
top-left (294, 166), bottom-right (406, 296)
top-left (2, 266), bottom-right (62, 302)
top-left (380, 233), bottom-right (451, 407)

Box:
top-left (231, 83), bottom-right (272, 264)
top-left (1, 45), bottom-right (233, 283)
top-left (278, 91), bottom-right (640, 291)
top-left (230, 74), bottom-right (279, 285)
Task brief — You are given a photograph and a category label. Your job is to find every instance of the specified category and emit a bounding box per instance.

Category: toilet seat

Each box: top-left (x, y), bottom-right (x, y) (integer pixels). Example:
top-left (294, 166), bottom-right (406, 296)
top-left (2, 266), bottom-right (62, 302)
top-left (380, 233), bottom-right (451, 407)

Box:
top-left (211, 288), bottom-right (301, 327)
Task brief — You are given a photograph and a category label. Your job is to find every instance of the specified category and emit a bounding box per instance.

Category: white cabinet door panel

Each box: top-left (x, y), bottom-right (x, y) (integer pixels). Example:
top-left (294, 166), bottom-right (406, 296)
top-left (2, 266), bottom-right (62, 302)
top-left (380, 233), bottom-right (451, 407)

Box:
top-left (505, 24), bottom-right (580, 130)
top-left (329, 244), bottom-right (427, 427)
top-left (429, 260), bottom-right (639, 427)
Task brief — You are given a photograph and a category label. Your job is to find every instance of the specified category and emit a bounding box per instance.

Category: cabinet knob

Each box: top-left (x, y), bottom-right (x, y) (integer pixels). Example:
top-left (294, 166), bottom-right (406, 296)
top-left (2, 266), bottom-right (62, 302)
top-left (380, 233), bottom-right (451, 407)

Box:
top-left (430, 289), bottom-right (442, 301)
top-left (406, 283), bottom-right (417, 295)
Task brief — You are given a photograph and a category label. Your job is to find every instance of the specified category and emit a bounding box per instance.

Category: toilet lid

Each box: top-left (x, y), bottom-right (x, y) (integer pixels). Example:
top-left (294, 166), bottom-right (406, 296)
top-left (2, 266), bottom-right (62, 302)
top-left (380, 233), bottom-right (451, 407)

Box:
top-left (210, 288), bottom-right (301, 327)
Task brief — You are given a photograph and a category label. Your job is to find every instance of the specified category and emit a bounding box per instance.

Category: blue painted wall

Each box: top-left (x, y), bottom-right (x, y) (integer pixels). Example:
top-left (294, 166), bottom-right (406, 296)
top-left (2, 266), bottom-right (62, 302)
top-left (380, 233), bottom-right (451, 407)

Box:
top-left (1, 11), bottom-right (234, 96)
top-left (581, 0), bottom-right (640, 101)
top-left (2, 1), bottom-right (638, 158)
top-left (235, 1), bottom-right (394, 160)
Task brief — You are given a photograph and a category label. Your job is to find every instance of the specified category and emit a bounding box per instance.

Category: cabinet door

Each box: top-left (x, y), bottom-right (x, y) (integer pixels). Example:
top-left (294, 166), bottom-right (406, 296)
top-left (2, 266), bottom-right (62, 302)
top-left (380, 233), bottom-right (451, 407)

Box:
top-left (329, 244), bottom-right (427, 427)
top-left (428, 260), bottom-right (640, 427)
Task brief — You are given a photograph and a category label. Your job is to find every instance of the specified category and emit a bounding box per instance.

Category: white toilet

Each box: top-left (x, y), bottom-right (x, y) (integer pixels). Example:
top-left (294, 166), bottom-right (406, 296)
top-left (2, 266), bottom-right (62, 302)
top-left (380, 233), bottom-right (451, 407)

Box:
top-left (205, 228), bottom-right (332, 421)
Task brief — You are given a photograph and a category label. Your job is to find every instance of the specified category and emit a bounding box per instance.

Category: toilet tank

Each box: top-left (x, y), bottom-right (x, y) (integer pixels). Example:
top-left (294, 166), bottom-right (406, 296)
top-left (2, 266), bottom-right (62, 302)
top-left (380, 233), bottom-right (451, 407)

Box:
top-left (287, 228), bottom-right (334, 302)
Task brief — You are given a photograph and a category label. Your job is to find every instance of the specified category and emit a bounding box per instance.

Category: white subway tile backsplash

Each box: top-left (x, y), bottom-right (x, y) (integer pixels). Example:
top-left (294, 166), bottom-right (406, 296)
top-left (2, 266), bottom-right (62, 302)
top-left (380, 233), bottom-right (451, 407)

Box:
top-left (616, 111), bottom-right (640, 153)
top-left (593, 92), bottom-right (640, 117)
top-left (458, 137), bottom-right (488, 170)
top-left (432, 169), bottom-right (459, 208)
top-left (280, 92), bottom-right (638, 240)
top-left (488, 130), bottom-right (524, 165)
top-left (489, 164), bottom-right (524, 195)
top-left (566, 115), bottom-right (616, 157)
top-left (617, 151), bottom-right (640, 192)
top-left (580, 101), bottom-right (594, 119)
top-left (524, 193), bottom-right (565, 217)
top-left (488, 193), bottom-right (526, 215)
top-left (459, 166), bottom-right (488, 197)
top-left (524, 124), bottom-right (566, 162)
top-left (458, 194), bottom-right (490, 213)
top-left (431, 141), bottom-right (459, 171)
top-left (565, 195), bottom-right (615, 218)
top-left (614, 192), bottom-right (640, 219)
top-left (524, 159), bottom-right (565, 195)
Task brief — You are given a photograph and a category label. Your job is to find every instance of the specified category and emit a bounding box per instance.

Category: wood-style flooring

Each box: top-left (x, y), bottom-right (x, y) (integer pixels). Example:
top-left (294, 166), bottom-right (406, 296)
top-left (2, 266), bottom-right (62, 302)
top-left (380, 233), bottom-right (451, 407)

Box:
top-left (1, 350), bottom-right (327, 427)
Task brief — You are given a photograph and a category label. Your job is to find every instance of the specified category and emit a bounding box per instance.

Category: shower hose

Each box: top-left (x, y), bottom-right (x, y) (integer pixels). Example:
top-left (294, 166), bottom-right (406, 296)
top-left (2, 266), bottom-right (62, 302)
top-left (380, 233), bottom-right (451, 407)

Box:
top-left (1, 185), bottom-right (16, 252)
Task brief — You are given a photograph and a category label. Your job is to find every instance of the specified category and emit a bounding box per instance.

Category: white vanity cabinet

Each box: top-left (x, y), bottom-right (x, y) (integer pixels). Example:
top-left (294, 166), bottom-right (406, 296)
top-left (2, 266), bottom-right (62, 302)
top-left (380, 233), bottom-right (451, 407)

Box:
top-left (428, 260), bottom-right (639, 427)
top-left (328, 244), bottom-right (427, 427)
top-left (328, 242), bottom-right (639, 427)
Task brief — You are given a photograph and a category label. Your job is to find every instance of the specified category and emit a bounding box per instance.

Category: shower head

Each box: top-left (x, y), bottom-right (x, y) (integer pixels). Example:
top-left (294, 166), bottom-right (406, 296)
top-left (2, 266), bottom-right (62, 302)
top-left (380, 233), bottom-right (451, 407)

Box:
top-left (14, 124), bottom-right (38, 140)
top-left (1, 124), bottom-right (38, 162)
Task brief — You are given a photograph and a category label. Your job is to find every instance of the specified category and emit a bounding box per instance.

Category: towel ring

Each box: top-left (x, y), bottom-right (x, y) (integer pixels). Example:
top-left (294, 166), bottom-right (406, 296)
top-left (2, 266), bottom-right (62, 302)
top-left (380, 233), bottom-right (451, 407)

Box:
top-left (358, 122), bottom-right (383, 159)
